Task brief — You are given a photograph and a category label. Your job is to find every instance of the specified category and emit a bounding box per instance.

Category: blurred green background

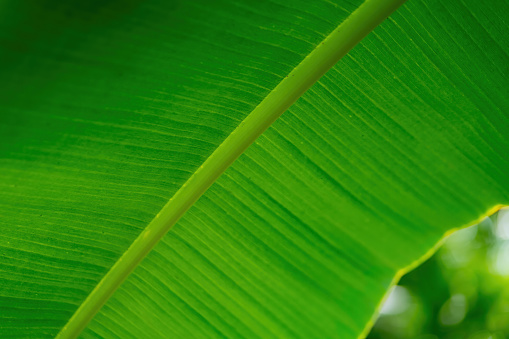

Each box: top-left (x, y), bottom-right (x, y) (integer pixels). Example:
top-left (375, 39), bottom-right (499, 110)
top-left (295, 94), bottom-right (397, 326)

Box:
top-left (368, 208), bottom-right (509, 339)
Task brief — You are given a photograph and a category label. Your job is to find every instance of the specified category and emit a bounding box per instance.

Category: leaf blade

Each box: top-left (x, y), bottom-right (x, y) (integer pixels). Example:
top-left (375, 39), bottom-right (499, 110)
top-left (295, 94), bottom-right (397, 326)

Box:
top-left (0, 0), bottom-right (508, 338)
top-left (84, 0), bottom-right (509, 337)
top-left (54, 1), bottom-right (406, 337)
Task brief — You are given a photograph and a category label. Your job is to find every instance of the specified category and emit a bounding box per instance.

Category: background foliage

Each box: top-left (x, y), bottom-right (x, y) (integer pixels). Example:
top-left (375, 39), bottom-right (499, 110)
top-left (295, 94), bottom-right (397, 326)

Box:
top-left (369, 209), bottom-right (509, 339)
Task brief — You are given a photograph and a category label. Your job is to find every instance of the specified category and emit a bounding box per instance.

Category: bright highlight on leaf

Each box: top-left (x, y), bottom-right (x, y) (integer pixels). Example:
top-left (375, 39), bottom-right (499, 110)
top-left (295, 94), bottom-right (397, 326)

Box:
top-left (0, 0), bottom-right (508, 338)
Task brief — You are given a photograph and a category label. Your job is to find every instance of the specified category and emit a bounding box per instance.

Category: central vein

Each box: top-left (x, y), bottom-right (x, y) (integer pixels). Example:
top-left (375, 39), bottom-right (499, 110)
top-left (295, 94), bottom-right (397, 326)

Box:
top-left (56, 0), bottom-right (407, 337)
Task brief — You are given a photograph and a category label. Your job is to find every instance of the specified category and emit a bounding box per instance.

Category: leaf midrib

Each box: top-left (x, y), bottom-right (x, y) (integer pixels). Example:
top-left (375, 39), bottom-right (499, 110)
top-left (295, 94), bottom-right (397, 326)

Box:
top-left (56, 0), bottom-right (407, 337)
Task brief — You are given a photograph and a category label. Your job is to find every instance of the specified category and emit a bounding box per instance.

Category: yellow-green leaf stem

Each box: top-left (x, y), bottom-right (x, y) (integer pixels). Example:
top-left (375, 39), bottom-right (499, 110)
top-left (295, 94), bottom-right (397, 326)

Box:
top-left (56, 0), bottom-right (406, 337)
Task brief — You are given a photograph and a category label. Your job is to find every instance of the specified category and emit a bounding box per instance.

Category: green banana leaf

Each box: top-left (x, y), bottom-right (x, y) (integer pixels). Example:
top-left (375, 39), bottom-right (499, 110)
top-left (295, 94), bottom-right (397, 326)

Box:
top-left (1, 0), bottom-right (508, 338)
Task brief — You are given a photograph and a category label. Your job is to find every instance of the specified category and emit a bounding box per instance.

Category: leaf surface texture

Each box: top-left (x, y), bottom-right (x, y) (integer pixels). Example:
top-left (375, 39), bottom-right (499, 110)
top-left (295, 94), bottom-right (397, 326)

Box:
top-left (0, 0), bottom-right (507, 338)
